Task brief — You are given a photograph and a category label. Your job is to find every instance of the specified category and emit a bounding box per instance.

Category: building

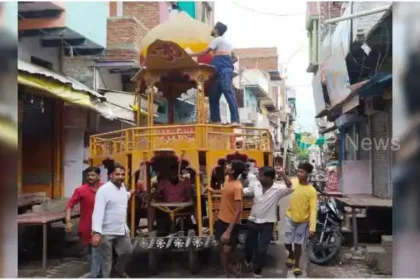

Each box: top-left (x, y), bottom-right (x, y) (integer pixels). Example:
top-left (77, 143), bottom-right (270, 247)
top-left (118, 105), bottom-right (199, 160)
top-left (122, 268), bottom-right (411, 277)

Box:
top-left (233, 47), bottom-right (296, 165)
top-left (307, 1), bottom-right (393, 247)
top-left (98, 1), bottom-right (219, 126)
top-left (17, 2), bottom-right (119, 198)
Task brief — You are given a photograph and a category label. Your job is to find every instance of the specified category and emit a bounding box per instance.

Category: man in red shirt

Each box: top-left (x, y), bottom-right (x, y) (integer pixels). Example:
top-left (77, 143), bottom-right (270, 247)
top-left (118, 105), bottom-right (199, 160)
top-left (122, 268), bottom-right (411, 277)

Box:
top-left (66, 167), bottom-right (103, 278)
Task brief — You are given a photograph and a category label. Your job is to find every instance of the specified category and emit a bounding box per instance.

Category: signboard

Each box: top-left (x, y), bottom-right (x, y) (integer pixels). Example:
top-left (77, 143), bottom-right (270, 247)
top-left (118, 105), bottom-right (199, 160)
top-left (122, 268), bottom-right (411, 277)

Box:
top-left (327, 166), bottom-right (339, 192)
top-left (156, 126), bottom-right (195, 145)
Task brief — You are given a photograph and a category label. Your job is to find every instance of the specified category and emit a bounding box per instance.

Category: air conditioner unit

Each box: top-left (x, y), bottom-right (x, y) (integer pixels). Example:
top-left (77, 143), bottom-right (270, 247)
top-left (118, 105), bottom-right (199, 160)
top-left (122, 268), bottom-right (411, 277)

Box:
top-left (364, 96), bottom-right (384, 116)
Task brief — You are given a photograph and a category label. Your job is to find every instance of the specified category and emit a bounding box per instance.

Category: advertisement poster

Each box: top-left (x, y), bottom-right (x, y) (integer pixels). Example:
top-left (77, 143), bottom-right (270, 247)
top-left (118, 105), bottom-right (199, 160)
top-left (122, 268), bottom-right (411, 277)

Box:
top-left (327, 165), bottom-right (339, 193)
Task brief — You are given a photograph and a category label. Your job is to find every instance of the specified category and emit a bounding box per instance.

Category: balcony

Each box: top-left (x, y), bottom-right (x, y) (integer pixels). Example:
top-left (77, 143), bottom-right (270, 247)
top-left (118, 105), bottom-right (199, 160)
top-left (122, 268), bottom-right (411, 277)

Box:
top-left (239, 107), bottom-right (257, 125)
top-left (306, 2), bottom-right (319, 73)
top-left (241, 69), bottom-right (278, 112)
top-left (18, 2), bottom-right (107, 55)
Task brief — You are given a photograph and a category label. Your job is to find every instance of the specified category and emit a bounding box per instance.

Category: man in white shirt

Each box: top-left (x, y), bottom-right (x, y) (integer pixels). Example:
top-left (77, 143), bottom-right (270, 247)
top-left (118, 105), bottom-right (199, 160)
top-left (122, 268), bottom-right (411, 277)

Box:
top-left (91, 163), bottom-right (133, 278)
top-left (239, 162), bottom-right (259, 189)
top-left (243, 166), bottom-right (293, 277)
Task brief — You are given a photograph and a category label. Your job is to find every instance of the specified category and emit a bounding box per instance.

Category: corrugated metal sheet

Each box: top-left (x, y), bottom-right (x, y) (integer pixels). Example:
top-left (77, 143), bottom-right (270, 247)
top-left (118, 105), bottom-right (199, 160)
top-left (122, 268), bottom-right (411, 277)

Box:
top-left (18, 59), bottom-right (104, 100)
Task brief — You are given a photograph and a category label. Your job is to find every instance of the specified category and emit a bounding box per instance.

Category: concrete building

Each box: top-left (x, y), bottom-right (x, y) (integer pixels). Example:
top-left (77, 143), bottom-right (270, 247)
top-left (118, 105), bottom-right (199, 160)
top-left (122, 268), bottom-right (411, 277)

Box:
top-left (306, 3), bottom-right (393, 260)
top-left (233, 47), bottom-right (296, 163)
top-left (17, 2), bottom-right (114, 198)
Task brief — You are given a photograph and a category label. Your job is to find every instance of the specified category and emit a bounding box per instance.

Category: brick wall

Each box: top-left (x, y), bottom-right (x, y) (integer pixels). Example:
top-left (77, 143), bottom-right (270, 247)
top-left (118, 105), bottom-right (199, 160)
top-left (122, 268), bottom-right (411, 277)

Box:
top-left (62, 56), bottom-right (98, 89)
top-left (235, 47), bottom-right (279, 72)
top-left (106, 16), bottom-right (149, 62)
top-left (122, 2), bottom-right (161, 29)
top-left (319, 1), bottom-right (344, 42)
top-left (238, 57), bottom-right (278, 72)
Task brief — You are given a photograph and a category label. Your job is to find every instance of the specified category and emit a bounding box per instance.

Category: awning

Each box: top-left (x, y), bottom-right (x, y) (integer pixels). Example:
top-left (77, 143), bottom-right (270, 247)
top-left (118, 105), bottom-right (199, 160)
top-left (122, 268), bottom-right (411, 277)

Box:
top-left (320, 79), bottom-right (369, 116)
top-left (319, 125), bottom-right (338, 135)
top-left (358, 72), bottom-right (392, 98)
top-left (99, 89), bottom-right (158, 123)
top-left (0, 118), bottom-right (17, 148)
top-left (17, 60), bottom-right (116, 119)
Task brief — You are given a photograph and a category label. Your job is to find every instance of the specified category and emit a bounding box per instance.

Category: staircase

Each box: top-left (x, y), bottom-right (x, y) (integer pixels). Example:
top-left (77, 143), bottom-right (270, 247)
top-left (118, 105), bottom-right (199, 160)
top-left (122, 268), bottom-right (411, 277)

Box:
top-left (366, 235), bottom-right (392, 275)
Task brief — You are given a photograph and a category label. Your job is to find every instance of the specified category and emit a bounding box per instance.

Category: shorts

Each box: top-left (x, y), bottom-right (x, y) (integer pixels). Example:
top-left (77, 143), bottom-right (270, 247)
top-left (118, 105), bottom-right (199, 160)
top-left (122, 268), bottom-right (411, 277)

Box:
top-left (215, 219), bottom-right (239, 250)
top-left (284, 216), bottom-right (309, 245)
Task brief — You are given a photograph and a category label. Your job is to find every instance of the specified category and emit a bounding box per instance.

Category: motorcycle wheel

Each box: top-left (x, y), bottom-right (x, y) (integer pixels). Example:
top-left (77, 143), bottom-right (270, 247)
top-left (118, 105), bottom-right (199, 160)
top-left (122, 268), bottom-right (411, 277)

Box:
top-left (307, 231), bottom-right (342, 265)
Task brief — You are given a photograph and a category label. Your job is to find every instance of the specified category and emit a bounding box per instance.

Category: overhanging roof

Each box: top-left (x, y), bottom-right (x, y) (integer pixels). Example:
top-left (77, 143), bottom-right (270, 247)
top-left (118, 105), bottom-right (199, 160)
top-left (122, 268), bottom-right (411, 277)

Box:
top-left (18, 59), bottom-right (105, 100)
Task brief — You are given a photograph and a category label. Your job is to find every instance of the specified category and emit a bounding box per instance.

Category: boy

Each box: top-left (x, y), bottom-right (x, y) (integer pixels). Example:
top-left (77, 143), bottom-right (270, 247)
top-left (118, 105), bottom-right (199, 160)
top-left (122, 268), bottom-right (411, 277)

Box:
top-left (283, 162), bottom-right (317, 276)
top-left (208, 160), bottom-right (245, 277)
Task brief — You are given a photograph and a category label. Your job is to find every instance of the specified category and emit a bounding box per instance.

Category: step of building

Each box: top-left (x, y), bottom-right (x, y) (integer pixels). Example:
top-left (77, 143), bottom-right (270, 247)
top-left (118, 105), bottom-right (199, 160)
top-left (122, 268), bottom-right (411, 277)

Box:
top-left (365, 245), bottom-right (392, 275)
top-left (381, 235), bottom-right (392, 246)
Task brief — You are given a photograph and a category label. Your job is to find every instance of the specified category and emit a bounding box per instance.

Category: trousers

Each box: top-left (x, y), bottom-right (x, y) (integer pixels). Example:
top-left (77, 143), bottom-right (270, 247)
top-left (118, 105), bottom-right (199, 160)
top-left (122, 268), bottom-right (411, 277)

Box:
top-left (244, 220), bottom-right (274, 274)
top-left (99, 233), bottom-right (133, 278)
top-left (209, 70), bottom-right (239, 123)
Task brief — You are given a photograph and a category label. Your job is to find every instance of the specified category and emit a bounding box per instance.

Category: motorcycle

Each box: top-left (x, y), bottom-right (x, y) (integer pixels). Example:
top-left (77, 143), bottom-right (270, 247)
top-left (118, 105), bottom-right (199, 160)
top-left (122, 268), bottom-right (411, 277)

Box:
top-left (307, 187), bottom-right (344, 265)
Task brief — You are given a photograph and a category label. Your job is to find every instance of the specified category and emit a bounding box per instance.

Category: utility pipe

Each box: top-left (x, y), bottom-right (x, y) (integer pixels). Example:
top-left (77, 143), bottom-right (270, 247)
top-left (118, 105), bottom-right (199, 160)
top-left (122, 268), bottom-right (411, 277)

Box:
top-left (325, 5), bottom-right (391, 25)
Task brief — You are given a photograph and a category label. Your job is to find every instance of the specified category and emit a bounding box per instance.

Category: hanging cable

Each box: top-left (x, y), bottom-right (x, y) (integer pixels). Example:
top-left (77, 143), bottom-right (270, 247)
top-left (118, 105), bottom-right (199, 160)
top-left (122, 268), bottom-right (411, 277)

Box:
top-left (232, 1), bottom-right (305, 17)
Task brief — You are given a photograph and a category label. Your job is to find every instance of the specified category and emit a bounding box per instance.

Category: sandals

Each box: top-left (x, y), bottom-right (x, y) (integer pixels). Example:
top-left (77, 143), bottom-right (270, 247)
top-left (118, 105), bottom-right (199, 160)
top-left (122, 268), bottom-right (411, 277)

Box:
top-left (286, 257), bottom-right (294, 268)
top-left (293, 267), bottom-right (303, 276)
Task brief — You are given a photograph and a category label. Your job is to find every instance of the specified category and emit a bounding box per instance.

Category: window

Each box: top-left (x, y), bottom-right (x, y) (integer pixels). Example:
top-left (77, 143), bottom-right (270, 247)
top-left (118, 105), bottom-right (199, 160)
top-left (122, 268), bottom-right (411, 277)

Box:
top-left (201, 2), bottom-right (212, 24)
top-left (31, 56), bottom-right (52, 70)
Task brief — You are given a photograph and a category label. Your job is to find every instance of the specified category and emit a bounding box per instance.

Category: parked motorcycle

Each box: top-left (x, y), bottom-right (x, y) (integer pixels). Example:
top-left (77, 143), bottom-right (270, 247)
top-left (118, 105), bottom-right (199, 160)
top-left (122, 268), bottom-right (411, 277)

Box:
top-left (307, 187), bottom-right (344, 265)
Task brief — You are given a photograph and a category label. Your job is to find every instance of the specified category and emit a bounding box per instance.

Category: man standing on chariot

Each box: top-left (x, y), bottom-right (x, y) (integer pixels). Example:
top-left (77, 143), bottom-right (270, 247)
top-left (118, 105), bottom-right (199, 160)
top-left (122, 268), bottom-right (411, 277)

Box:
top-left (190, 22), bottom-right (240, 126)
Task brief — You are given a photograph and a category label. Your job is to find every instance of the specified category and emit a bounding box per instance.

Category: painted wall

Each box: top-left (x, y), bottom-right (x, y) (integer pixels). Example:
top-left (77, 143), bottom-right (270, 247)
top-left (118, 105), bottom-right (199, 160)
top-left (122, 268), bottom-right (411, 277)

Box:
top-left (18, 37), bottom-right (61, 71)
top-left (159, 2), bottom-right (170, 22)
top-left (177, 2), bottom-right (196, 18)
top-left (63, 127), bottom-right (85, 198)
top-left (243, 87), bottom-right (258, 111)
top-left (66, 2), bottom-right (108, 48)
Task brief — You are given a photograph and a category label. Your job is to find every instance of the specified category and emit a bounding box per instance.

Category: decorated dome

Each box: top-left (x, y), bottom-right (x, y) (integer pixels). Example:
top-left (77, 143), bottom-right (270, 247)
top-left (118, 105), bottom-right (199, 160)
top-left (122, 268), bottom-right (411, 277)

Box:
top-left (139, 11), bottom-right (213, 66)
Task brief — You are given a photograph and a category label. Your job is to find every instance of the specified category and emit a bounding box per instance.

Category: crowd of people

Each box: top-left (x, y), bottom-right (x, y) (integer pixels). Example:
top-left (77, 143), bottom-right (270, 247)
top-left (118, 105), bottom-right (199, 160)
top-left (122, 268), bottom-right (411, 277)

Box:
top-left (65, 158), bottom-right (316, 278)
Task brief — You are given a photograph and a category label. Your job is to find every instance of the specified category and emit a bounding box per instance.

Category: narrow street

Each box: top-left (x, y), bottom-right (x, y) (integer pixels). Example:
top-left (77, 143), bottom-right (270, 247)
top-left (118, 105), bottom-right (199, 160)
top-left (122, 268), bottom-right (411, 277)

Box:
top-left (13, 1), bottom-right (394, 278)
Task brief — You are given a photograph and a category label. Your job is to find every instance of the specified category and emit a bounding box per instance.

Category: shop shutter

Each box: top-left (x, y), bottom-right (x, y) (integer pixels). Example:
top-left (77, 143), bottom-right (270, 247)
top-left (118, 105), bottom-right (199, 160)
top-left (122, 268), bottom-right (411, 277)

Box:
top-left (22, 94), bottom-right (54, 136)
top-left (371, 110), bottom-right (390, 198)
top-left (21, 94), bottom-right (54, 188)
top-left (386, 101), bottom-right (393, 196)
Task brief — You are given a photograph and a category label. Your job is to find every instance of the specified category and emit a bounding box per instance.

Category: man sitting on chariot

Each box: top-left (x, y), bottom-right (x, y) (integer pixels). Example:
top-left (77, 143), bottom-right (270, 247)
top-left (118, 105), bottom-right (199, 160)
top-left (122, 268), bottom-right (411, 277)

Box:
top-left (154, 165), bottom-right (193, 203)
top-left (152, 165), bottom-right (195, 235)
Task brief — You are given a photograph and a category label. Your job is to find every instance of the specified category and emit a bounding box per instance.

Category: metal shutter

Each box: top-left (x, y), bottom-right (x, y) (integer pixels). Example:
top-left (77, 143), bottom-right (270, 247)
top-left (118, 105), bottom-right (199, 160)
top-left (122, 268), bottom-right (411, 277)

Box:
top-left (386, 101), bottom-right (393, 196)
top-left (371, 110), bottom-right (390, 198)
top-left (22, 94), bottom-right (54, 136)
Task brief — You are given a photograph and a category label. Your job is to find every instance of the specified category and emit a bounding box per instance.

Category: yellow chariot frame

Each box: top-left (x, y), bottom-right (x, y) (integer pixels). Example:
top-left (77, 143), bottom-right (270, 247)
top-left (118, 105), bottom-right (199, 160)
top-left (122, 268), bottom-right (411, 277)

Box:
top-left (89, 40), bottom-right (275, 274)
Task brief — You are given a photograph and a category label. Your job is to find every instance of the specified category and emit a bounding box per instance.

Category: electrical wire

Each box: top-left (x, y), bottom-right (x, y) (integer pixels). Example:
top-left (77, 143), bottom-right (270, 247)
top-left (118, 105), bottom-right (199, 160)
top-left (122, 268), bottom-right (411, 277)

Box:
top-left (232, 1), bottom-right (305, 17)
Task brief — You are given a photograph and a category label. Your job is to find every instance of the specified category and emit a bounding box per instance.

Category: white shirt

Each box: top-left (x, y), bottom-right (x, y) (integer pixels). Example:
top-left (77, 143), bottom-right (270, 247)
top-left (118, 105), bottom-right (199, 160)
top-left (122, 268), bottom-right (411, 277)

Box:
top-left (92, 181), bottom-right (131, 236)
top-left (239, 173), bottom-right (258, 189)
top-left (208, 36), bottom-right (233, 53)
top-left (244, 181), bottom-right (294, 224)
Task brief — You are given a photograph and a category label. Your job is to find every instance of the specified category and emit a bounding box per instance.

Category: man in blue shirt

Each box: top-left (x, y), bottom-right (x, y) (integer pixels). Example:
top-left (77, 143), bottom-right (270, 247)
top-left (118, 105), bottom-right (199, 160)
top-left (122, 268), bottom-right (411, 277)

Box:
top-left (191, 22), bottom-right (240, 125)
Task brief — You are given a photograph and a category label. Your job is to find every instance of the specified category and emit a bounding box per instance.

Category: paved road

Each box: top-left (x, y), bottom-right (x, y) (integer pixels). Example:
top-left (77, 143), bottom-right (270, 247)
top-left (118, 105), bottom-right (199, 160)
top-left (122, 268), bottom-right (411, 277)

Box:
top-left (126, 196), bottom-right (309, 278)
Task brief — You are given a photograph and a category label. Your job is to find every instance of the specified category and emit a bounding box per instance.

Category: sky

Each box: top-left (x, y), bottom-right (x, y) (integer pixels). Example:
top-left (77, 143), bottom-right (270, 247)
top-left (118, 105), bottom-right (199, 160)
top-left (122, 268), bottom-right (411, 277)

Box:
top-left (215, 0), bottom-right (318, 134)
